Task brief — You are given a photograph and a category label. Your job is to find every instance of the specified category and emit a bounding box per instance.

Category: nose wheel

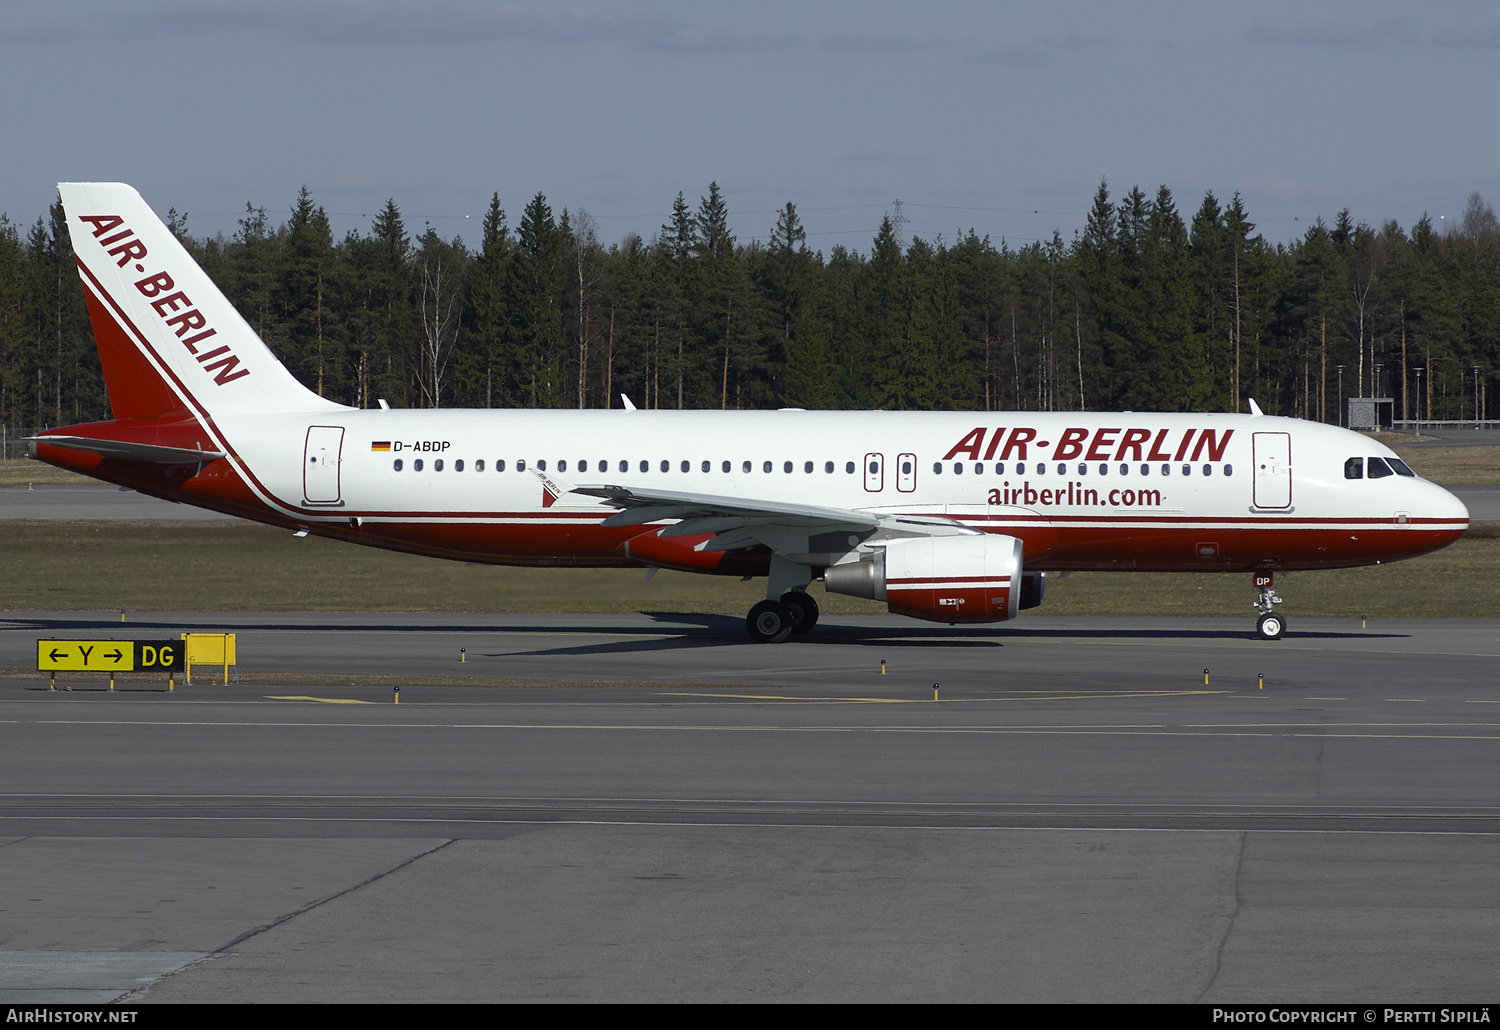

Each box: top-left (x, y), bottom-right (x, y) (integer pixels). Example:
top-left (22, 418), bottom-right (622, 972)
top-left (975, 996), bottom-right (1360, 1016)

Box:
top-left (1253, 572), bottom-right (1285, 640)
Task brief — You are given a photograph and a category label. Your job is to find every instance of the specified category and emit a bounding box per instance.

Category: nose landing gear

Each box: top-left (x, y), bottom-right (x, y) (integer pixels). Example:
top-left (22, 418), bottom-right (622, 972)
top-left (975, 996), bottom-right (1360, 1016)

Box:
top-left (1253, 572), bottom-right (1285, 640)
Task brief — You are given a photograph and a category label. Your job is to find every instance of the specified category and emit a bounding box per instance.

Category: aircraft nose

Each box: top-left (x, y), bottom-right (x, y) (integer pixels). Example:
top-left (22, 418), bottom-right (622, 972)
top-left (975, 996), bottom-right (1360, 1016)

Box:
top-left (1434, 482), bottom-right (1469, 524)
top-left (1421, 480), bottom-right (1469, 532)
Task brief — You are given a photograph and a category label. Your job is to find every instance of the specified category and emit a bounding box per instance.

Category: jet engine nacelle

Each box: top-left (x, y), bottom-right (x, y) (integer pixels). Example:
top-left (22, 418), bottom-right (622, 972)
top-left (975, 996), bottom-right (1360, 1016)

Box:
top-left (823, 534), bottom-right (1024, 624)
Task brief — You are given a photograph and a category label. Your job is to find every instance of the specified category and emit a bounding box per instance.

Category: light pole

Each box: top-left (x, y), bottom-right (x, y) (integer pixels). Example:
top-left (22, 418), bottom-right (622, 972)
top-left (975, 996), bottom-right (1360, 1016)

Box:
top-left (1337, 364), bottom-right (1345, 427)
top-left (1474, 366), bottom-right (1482, 428)
top-left (1414, 368), bottom-right (1424, 434)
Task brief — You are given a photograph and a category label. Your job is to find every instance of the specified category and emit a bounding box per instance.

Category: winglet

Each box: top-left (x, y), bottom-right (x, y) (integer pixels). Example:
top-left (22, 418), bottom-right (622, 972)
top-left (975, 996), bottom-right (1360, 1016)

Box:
top-left (533, 468), bottom-right (576, 508)
top-left (1248, 398), bottom-right (1264, 417)
top-left (620, 394), bottom-right (638, 411)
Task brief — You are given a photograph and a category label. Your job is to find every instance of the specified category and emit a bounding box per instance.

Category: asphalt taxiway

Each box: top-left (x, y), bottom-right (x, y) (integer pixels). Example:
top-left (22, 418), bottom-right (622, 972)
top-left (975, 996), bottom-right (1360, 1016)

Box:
top-left (2, 611), bottom-right (1499, 1002)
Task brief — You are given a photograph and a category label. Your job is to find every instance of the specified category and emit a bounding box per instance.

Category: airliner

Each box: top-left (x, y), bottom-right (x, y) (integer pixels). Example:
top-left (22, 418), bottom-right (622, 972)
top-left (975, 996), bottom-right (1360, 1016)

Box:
top-left (30, 183), bottom-right (1470, 642)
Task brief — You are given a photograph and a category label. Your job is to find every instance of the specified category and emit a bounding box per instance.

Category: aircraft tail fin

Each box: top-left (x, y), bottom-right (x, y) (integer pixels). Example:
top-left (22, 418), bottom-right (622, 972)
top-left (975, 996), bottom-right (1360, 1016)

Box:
top-left (58, 182), bottom-right (344, 420)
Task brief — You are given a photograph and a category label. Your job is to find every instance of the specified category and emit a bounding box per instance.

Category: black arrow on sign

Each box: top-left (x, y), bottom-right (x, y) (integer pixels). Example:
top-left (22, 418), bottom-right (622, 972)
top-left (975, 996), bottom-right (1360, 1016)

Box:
top-left (105, 649), bottom-right (123, 663)
top-left (49, 648), bottom-right (67, 662)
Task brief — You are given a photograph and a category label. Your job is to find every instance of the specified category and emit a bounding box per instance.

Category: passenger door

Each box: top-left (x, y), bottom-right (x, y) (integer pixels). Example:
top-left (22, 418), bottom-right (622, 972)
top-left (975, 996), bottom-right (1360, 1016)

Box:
top-left (1252, 432), bottom-right (1291, 509)
top-left (303, 426), bottom-right (345, 505)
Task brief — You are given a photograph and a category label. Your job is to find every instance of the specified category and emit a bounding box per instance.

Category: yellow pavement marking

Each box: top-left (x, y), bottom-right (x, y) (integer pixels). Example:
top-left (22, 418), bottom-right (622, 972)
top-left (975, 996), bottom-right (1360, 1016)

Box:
top-left (265, 695), bottom-right (375, 705)
top-left (656, 690), bottom-right (1225, 703)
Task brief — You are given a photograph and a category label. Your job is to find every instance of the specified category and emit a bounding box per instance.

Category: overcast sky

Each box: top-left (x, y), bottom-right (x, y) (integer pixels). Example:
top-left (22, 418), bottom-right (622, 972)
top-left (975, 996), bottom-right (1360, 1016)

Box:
top-left (3, 1), bottom-right (1497, 252)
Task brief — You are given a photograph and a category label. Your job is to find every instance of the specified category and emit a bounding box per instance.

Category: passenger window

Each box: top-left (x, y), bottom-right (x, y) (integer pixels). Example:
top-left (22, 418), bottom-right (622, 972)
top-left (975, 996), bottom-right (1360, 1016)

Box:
top-left (1202, 464), bottom-right (1212, 476)
top-left (702, 460), bottom-right (710, 473)
top-left (680, 460), bottom-right (690, 473)
top-left (1139, 464), bottom-right (1150, 476)
top-left (804, 461), bottom-right (813, 473)
top-left (557, 460), bottom-right (566, 472)
top-left (1161, 464), bottom-right (1171, 476)
top-left (640, 460), bottom-right (649, 473)
top-left (932, 463), bottom-right (942, 474)
top-left (995, 462), bottom-right (1005, 474)
top-left (414, 458), bottom-right (424, 471)
top-left (1182, 464), bottom-right (1191, 476)
top-left (723, 461), bottom-right (731, 473)
top-left (1016, 463), bottom-right (1026, 474)
top-left (475, 459), bottom-right (484, 472)
top-left (1078, 463), bottom-right (1087, 475)
top-left (1056, 464), bottom-right (1066, 475)
top-left (902, 461), bottom-right (912, 475)
top-left (578, 460), bottom-right (587, 473)
top-left (515, 459), bottom-right (525, 472)
top-left (537, 459), bottom-right (546, 472)
top-left (1098, 464), bottom-right (1107, 476)
top-left (394, 459), bottom-right (403, 472)
top-left (1119, 463), bottom-right (1129, 476)
top-left (497, 459), bottom-right (506, 472)
top-left (455, 459), bottom-right (464, 472)
top-left (954, 463), bottom-right (963, 475)
top-left (1367, 457), bottom-right (1395, 479)
top-left (975, 463), bottom-right (984, 475)
top-left (1344, 457), bottom-right (1363, 480)
top-left (846, 462), bottom-right (856, 474)
top-left (1036, 463), bottom-right (1045, 475)
top-left (1224, 464), bottom-right (1233, 477)
top-left (783, 461), bottom-right (793, 473)
top-left (435, 459), bottom-right (444, 471)
top-left (661, 460), bottom-right (670, 473)
top-left (619, 460), bottom-right (628, 473)
top-left (763, 461), bottom-right (772, 473)
top-left (743, 461), bottom-right (751, 473)
top-left (826, 461), bottom-right (835, 474)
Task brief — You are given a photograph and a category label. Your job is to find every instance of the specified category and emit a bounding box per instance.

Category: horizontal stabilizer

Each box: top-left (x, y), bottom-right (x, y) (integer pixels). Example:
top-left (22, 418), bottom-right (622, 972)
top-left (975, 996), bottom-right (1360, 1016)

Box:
top-left (29, 435), bottom-right (224, 464)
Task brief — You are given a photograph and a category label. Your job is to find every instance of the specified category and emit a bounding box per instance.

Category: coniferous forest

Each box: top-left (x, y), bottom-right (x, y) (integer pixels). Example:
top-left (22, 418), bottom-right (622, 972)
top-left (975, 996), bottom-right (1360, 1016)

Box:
top-left (2, 179), bottom-right (1497, 429)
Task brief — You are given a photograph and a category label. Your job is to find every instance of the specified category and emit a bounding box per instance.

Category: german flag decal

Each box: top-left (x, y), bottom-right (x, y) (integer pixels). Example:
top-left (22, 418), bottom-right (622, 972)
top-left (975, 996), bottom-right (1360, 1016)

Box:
top-left (370, 441), bottom-right (391, 452)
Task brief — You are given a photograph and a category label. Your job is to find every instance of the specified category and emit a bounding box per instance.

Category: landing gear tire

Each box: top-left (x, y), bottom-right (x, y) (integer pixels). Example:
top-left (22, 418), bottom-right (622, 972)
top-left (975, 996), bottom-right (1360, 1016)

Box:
top-left (781, 590), bottom-right (819, 634)
top-left (1256, 612), bottom-right (1286, 640)
top-left (747, 600), bottom-right (796, 644)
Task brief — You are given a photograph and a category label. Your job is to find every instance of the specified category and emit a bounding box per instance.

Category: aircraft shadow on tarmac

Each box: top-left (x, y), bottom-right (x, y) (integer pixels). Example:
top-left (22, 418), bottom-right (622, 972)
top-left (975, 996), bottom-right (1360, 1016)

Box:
top-left (482, 612), bottom-right (1407, 659)
top-left (3, 612), bottom-right (1405, 650)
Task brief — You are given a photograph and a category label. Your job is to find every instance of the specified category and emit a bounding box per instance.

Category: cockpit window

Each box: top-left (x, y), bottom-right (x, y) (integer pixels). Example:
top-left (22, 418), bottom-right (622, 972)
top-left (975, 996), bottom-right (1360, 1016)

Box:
top-left (1344, 457), bottom-right (1363, 480)
top-left (1367, 457), bottom-right (1395, 479)
top-left (1386, 458), bottom-right (1417, 478)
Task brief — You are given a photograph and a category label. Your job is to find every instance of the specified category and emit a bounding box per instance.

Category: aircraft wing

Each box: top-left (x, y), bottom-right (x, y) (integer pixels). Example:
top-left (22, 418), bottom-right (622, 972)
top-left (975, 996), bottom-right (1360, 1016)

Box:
top-left (571, 483), bottom-right (971, 554)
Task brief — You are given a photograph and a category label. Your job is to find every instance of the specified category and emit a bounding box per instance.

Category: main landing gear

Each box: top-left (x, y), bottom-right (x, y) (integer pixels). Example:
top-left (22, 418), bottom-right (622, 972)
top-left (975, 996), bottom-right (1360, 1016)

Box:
top-left (746, 590), bottom-right (820, 644)
top-left (1253, 572), bottom-right (1285, 640)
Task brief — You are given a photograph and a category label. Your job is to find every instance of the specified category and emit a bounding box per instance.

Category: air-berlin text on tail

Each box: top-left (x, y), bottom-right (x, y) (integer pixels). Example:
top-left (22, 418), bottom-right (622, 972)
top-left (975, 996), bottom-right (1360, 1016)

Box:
top-left (76, 213), bottom-right (249, 385)
top-left (944, 426), bottom-right (1233, 463)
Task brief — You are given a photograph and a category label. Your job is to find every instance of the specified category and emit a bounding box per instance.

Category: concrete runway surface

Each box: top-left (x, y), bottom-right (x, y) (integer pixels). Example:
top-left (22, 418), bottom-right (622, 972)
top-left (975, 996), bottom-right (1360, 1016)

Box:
top-left (2, 611), bottom-right (1499, 1003)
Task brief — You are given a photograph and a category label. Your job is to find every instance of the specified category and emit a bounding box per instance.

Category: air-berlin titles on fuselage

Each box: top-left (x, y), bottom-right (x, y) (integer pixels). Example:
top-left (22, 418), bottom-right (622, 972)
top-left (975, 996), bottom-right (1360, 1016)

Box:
top-left (943, 425), bottom-right (1232, 464)
top-left (76, 213), bottom-right (248, 386)
top-left (945, 425), bottom-right (1232, 509)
